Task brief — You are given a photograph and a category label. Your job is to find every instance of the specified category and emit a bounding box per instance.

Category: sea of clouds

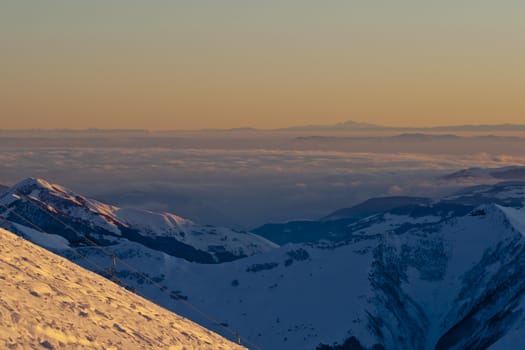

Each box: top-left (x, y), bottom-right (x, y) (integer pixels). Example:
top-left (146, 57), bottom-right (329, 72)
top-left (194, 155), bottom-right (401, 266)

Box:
top-left (1, 132), bottom-right (524, 229)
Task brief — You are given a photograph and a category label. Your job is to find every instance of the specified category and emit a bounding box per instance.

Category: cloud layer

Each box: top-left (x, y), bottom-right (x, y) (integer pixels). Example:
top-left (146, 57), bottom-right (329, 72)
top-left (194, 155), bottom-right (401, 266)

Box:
top-left (2, 135), bottom-right (525, 228)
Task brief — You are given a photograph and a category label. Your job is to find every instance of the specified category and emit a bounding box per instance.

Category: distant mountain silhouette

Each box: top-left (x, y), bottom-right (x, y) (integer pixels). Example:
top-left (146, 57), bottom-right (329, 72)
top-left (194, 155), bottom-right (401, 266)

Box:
top-left (280, 120), bottom-right (525, 132)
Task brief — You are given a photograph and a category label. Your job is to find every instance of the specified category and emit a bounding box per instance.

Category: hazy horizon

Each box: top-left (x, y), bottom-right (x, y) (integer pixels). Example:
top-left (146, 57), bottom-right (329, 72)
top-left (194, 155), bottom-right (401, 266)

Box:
top-left (1, 119), bottom-right (525, 132)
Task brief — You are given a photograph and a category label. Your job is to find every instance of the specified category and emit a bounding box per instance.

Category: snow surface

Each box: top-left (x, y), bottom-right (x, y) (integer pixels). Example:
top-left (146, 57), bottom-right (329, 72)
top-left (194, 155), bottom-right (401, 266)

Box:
top-left (61, 238), bottom-right (377, 350)
top-left (53, 201), bottom-right (525, 350)
top-left (497, 205), bottom-right (525, 236)
top-left (114, 208), bottom-right (277, 257)
top-left (0, 228), bottom-right (245, 350)
top-left (11, 222), bottom-right (70, 250)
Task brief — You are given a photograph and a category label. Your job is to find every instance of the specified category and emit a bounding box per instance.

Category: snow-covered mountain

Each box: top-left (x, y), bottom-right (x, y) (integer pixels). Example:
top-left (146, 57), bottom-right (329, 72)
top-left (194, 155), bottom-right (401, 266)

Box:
top-left (443, 166), bottom-right (525, 184)
top-left (0, 227), bottom-right (245, 350)
top-left (254, 182), bottom-right (525, 245)
top-left (253, 196), bottom-right (437, 245)
top-left (322, 196), bottom-right (433, 221)
top-left (4, 179), bottom-right (525, 349)
top-left (0, 178), bottom-right (276, 263)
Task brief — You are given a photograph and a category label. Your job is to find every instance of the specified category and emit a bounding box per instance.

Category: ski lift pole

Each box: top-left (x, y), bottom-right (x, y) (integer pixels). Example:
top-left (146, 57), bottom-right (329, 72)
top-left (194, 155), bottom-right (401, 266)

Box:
top-left (111, 253), bottom-right (117, 271)
top-left (105, 253), bottom-right (119, 284)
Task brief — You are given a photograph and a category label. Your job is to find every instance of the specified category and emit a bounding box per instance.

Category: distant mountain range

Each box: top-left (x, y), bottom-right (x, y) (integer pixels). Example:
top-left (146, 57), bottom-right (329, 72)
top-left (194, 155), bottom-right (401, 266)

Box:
top-left (2, 120), bottom-right (525, 133)
top-left (191, 121), bottom-right (525, 133)
top-left (281, 120), bottom-right (382, 131)
top-left (3, 179), bottom-right (525, 349)
top-left (322, 196), bottom-right (433, 221)
top-left (278, 121), bottom-right (525, 132)
top-left (443, 166), bottom-right (525, 183)
top-left (295, 133), bottom-right (524, 142)
top-left (253, 182), bottom-right (525, 245)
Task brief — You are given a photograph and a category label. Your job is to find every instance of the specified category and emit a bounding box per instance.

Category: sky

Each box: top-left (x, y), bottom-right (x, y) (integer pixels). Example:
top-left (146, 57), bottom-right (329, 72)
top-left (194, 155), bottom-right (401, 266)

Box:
top-left (1, 1), bottom-right (524, 130)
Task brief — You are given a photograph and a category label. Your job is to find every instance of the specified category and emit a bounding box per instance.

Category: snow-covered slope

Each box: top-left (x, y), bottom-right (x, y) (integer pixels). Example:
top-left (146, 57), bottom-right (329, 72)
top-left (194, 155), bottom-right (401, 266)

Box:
top-left (0, 178), bottom-right (276, 263)
top-left (4, 180), bottom-right (525, 349)
top-left (17, 202), bottom-right (525, 350)
top-left (0, 228), bottom-right (245, 350)
top-left (253, 195), bottom-right (439, 244)
top-left (254, 182), bottom-right (525, 245)
top-left (173, 203), bottom-right (525, 349)
top-left (254, 198), bottom-right (463, 245)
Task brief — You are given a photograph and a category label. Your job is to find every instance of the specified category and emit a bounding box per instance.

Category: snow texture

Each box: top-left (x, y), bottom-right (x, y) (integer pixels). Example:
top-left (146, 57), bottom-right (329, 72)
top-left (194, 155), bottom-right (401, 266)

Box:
top-left (0, 228), bottom-right (245, 350)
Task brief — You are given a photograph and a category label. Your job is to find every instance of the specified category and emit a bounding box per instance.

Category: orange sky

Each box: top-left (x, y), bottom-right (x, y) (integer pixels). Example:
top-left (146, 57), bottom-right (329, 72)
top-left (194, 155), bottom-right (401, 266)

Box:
top-left (1, 1), bottom-right (524, 129)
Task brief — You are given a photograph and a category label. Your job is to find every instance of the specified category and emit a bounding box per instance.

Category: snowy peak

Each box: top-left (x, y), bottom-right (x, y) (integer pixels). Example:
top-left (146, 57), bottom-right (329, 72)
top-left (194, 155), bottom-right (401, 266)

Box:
top-left (1, 177), bottom-right (123, 236)
top-left (1, 178), bottom-right (276, 263)
top-left (496, 205), bottom-right (525, 237)
top-left (7, 177), bottom-right (119, 217)
top-left (115, 207), bottom-right (192, 233)
top-left (443, 166), bottom-right (525, 184)
top-left (322, 196), bottom-right (432, 221)
top-left (0, 228), bottom-right (245, 350)
top-left (11, 177), bottom-right (55, 192)
top-left (444, 181), bottom-right (525, 208)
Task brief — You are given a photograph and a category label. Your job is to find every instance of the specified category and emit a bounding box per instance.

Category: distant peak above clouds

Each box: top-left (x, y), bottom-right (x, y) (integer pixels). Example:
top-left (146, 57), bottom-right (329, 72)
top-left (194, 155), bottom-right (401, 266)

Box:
top-left (281, 121), bottom-right (525, 132)
top-left (231, 120), bottom-right (525, 133)
top-left (282, 120), bottom-right (382, 131)
top-left (443, 166), bottom-right (525, 184)
top-left (11, 177), bottom-right (62, 193)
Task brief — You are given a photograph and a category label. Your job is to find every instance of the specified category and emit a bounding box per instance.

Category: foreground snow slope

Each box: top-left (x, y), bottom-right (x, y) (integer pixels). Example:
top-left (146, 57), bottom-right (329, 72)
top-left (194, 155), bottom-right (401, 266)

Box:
top-left (0, 228), bottom-right (245, 350)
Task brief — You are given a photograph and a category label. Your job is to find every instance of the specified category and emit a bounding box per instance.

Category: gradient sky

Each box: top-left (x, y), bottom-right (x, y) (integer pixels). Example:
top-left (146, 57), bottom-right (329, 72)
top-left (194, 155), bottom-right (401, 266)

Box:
top-left (1, 1), bottom-right (524, 130)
